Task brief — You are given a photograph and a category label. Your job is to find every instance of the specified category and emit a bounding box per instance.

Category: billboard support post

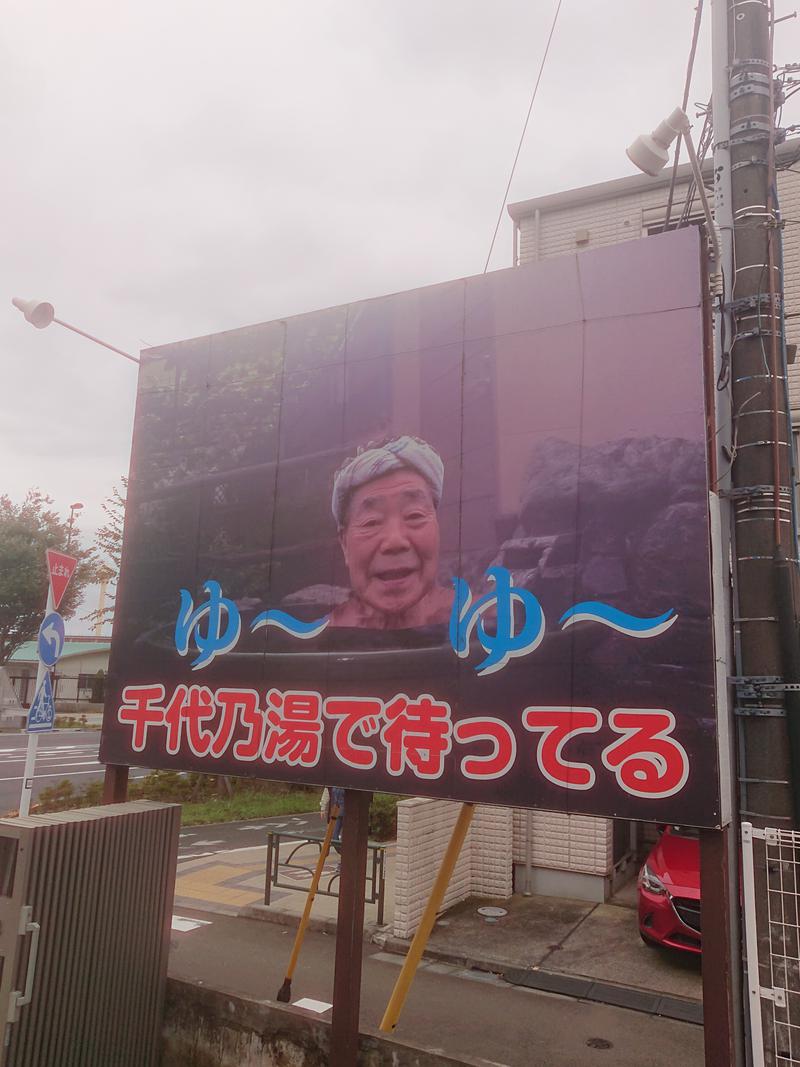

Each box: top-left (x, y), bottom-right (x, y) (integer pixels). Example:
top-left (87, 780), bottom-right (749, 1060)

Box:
top-left (379, 802), bottom-right (475, 1034)
top-left (700, 827), bottom-right (738, 1066)
top-left (330, 789), bottom-right (372, 1067)
top-left (102, 764), bottom-right (129, 804)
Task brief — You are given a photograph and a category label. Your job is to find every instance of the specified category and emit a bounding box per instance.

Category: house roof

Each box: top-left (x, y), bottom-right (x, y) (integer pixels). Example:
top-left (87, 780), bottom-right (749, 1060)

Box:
top-left (9, 637), bottom-right (111, 664)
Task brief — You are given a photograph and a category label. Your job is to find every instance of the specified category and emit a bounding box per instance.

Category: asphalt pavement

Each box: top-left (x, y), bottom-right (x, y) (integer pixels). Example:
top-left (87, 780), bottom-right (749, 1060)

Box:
top-left (178, 811), bottom-right (320, 860)
top-left (0, 729), bottom-right (148, 814)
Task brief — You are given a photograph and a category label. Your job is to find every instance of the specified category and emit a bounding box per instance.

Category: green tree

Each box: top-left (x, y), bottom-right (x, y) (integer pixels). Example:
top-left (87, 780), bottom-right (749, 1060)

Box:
top-left (0, 490), bottom-right (96, 664)
top-left (86, 478), bottom-right (126, 631)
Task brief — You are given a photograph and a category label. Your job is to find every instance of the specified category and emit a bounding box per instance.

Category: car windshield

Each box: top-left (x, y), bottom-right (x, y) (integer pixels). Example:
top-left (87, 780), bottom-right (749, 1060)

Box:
top-left (669, 825), bottom-right (700, 839)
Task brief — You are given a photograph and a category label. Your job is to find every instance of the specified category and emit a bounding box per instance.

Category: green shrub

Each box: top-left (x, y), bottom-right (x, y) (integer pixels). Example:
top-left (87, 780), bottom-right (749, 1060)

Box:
top-left (369, 793), bottom-right (402, 840)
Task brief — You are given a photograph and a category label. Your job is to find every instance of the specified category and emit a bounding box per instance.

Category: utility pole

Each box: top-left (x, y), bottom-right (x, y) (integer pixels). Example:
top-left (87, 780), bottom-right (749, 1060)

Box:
top-left (727, 1), bottom-right (794, 827)
top-left (723, 0), bottom-right (798, 1061)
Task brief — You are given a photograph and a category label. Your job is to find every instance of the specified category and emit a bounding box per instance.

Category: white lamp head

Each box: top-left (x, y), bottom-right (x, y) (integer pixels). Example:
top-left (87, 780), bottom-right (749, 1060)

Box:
top-left (626, 107), bottom-right (690, 177)
top-left (11, 296), bottom-right (55, 329)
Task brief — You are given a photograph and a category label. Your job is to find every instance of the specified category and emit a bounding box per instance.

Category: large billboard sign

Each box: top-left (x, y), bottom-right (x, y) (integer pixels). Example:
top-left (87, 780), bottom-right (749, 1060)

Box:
top-left (100, 227), bottom-right (722, 825)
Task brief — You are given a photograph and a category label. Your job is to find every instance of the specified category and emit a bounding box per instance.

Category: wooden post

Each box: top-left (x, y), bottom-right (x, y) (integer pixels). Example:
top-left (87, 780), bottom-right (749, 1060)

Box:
top-left (700, 826), bottom-right (743, 1065)
top-left (102, 764), bottom-right (129, 804)
top-left (329, 789), bottom-right (372, 1067)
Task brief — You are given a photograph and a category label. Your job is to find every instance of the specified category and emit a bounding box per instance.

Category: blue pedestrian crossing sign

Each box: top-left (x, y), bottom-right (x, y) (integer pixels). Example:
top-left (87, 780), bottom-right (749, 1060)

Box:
top-left (37, 612), bottom-right (65, 668)
top-left (27, 673), bottom-right (55, 733)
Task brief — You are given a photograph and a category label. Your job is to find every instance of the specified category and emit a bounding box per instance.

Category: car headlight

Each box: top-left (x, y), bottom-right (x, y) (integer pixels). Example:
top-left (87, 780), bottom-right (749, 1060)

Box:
top-left (639, 863), bottom-right (667, 895)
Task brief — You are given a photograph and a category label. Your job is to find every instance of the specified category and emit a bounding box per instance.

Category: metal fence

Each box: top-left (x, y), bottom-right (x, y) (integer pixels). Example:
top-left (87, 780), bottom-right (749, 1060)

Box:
top-left (7, 673), bottom-right (104, 708)
top-left (743, 822), bottom-right (800, 1065)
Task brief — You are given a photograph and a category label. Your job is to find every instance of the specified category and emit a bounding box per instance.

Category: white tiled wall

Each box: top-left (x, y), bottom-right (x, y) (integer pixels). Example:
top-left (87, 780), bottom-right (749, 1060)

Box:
top-left (511, 809), bottom-right (613, 875)
top-left (393, 799), bottom-right (513, 939)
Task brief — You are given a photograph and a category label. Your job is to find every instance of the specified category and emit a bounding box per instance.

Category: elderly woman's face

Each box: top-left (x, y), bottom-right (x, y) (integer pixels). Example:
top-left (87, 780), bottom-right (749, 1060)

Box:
top-left (340, 469), bottom-right (440, 618)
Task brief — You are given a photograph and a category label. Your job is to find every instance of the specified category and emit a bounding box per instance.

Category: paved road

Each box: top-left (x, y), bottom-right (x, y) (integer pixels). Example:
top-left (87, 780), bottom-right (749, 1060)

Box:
top-left (0, 730), bottom-right (147, 815)
top-left (178, 811), bottom-right (320, 860)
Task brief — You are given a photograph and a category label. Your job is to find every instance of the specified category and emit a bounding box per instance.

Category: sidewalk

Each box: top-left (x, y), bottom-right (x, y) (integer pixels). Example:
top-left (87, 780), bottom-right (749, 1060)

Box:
top-left (168, 908), bottom-right (705, 1067)
top-left (175, 835), bottom-right (395, 928)
top-left (173, 836), bottom-right (702, 1022)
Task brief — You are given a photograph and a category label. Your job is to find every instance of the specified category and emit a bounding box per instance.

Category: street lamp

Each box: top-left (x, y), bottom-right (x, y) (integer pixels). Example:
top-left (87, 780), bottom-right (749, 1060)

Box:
top-left (626, 106), bottom-right (721, 275)
top-left (11, 297), bottom-right (140, 365)
top-left (66, 502), bottom-right (84, 553)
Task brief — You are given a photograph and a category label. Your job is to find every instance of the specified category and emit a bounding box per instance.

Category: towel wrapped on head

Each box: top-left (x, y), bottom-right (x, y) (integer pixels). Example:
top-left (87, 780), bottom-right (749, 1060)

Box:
top-left (331, 435), bottom-right (444, 527)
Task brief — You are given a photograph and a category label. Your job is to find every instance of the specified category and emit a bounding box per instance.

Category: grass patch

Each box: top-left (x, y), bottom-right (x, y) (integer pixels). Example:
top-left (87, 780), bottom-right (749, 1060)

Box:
top-left (31, 771), bottom-right (402, 838)
top-left (54, 716), bottom-right (101, 730)
top-left (180, 791), bottom-right (319, 825)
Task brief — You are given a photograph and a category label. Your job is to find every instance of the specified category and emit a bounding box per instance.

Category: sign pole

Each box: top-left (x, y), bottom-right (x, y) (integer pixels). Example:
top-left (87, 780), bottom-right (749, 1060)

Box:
top-left (700, 827), bottom-right (739, 1067)
top-left (329, 789), bottom-right (372, 1067)
top-left (18, 587), bottom-right (53, 817)
top-left (19, 549), bottom-right (78, 818)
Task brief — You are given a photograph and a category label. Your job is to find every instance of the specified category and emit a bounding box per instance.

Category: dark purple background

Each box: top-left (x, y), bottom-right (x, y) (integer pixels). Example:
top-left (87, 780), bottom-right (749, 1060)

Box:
top-left (100, 226), bottom-right (721, 825)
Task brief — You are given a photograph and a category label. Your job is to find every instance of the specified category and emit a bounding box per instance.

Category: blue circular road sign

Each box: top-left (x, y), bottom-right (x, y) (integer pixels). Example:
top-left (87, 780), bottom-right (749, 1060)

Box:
top-left (37, 612), bottom-right (65, 668)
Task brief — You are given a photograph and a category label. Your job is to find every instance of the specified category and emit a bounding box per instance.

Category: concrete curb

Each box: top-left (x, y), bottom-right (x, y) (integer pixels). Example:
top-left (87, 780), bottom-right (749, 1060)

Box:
top-left (376, 935), bottom-right (703, 1025)
top-left (377, 934), bottom-right (504, 974)
top-left (164, 975), bottom-right (495, 1067)
top-left (239, 902), bottom-right (391, 944)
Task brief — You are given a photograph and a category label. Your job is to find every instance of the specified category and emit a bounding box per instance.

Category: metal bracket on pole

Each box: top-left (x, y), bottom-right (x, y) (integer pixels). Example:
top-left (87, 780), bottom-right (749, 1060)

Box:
top-left (720, 485), bottom-right (778, 499)
top-left (724, 293), bottom-right (782, 315)
top-left (731, 84), bottom-right (773, 101)
top-left (731, 157), bottom-right (769, 171)
top-left (730, 71), bottom-right (772, 89)
top-left (731, 58), bottom-right (772, 72)
top-left (759, 986), bottom-right (787, 1008)
top-left (731, 118), bottom-right (773, 138)
top-left (730, 673), bottom-right (781, 693)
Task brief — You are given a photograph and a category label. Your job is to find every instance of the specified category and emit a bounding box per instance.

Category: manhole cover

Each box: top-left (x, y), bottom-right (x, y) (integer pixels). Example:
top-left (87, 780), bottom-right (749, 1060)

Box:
top-left (586, 1038), bottom-right (613, 1050)
top-left (477, 906), bottom-right (508, 918)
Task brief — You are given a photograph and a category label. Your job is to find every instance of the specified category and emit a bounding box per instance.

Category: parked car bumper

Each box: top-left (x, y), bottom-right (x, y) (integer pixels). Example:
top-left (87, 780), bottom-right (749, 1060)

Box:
top-left (638, 887), bottom-right (702, 953)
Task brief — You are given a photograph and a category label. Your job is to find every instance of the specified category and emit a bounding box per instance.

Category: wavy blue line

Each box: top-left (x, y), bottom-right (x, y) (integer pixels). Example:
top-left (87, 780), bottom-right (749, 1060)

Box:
top-left (559, 602), bottom-right (676, 635)
top-left (251, 610), bottom-right (330, 638)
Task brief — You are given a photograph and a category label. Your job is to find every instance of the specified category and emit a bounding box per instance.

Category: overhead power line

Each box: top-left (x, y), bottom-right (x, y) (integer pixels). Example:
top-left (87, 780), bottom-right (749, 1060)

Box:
top-left (483, 0), bottom-right (563, 273)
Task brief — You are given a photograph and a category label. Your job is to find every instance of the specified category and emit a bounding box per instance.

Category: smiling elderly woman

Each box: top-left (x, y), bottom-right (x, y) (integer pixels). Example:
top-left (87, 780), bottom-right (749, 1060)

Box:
top-left (329, 436), bottom-right (454, 630)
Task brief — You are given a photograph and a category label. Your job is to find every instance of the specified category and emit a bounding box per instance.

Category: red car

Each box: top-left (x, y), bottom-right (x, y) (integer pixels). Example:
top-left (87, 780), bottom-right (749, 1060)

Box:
top-left (638, 825), bottom-right (701, 954)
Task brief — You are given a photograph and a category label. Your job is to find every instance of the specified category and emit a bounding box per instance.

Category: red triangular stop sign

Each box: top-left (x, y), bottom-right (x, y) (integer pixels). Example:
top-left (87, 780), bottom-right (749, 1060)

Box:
top-left (46, 549), bottom-right (78, 611)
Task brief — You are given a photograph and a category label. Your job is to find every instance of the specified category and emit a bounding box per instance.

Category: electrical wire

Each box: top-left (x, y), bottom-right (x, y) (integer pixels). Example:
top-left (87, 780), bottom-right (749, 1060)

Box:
top-left (483, 0), bottom-right (563, 273)
top-left (664, 1), bottom-right (705, 231)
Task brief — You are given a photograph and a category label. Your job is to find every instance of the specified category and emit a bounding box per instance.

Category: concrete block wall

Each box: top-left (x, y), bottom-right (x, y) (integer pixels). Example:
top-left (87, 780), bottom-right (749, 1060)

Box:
top-left (393, 799), bottom-right (513, 939)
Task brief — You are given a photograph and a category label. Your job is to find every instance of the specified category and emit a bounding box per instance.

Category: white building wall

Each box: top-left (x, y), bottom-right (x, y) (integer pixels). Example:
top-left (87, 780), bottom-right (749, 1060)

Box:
top-left (511, 809), bottom-right (613, 875)
top-left (393, 799), bottom-right (513, 939)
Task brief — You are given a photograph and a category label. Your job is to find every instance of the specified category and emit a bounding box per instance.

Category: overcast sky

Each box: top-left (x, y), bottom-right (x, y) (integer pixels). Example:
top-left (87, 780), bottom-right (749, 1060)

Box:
top-left (4, 1), bottom-right (800, 631)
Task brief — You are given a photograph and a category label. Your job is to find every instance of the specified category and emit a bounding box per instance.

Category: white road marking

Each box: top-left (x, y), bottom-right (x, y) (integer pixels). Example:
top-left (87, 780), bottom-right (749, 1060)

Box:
top-left (0, 769), bottom-right (109, 782)
top-left (178, 844), bottom-right (268, 859)
top-left (293, 998), bottom-right (332, 1014)
top-left (190, 839), bottom-right (225, 847)
top-left (171, 915), bottom-right (212, 932)
top-left (238, 825), bottom-right (267, 831)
